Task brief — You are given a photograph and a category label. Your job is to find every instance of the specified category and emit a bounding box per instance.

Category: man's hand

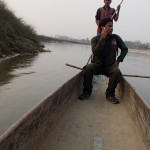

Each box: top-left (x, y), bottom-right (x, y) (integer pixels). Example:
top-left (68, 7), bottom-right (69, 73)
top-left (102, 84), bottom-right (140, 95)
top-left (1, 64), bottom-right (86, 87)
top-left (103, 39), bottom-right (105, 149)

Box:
top-left (101, 28), bottom-right (109, 39)
top-left (113, 61), bottom-right (120, 67)
top-left (117, 5), bottom-right (121, 11)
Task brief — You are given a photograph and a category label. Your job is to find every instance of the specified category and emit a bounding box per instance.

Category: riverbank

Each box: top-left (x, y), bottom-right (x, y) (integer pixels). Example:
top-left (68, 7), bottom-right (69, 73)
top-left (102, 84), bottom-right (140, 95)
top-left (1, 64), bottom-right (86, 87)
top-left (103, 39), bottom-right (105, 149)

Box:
top-left (0, 48), bottom-right (52, 63)
top-left (0, 1), bottom-right (44, 58)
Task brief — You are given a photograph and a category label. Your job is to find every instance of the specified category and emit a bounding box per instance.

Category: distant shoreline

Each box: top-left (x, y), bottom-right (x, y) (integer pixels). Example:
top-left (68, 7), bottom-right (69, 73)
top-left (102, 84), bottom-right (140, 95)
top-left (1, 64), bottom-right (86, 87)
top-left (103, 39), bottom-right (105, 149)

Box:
top-left (1, 44), bottom-right (150, 63)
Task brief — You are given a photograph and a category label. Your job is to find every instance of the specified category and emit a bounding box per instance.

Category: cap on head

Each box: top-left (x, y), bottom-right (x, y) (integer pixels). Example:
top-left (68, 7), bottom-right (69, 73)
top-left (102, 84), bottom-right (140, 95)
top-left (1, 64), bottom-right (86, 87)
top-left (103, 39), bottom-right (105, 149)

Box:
top-left (99, 18), bottom-right (113, 27)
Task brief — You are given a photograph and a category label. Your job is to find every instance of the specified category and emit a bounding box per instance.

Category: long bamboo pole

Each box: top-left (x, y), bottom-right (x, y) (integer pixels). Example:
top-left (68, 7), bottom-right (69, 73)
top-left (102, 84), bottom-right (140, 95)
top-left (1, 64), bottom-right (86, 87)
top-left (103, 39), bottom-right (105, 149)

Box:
top-left (66, 63), bottom-right (82, 70)
top-left (111, 0), bottom-right (124, 19)
top-left (66, 63), bottom-right (150, 79)
top-left (122, 74), bottom-right (150, 78)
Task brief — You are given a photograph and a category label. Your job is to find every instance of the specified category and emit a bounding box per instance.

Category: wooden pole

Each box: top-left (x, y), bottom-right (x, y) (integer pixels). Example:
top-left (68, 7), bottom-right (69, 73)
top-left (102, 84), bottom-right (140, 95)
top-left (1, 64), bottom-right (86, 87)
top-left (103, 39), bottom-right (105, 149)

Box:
top-left (66, 63), bottom-right (150, 79)
top-left (122, 74), bottom-right (150, 78)
top-left (86, 54), bottom-right (92, 65)
top-left (66, 63), bottom-right (82, 70)
top-left (111, 0), bottom-right (124, 19)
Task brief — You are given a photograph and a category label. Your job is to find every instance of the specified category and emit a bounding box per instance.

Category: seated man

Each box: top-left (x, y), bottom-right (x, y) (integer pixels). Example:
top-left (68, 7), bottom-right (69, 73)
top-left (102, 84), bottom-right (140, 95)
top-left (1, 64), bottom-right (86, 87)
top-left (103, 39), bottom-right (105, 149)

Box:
top-left (78, 18), bottom-right (128, 104)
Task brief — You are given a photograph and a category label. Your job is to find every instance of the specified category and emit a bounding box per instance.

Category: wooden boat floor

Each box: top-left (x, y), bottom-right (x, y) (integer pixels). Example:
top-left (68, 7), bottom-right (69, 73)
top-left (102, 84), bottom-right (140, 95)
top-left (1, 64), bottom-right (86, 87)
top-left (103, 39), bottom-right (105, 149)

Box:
top-left (38, 79), bottom-right (146, 150)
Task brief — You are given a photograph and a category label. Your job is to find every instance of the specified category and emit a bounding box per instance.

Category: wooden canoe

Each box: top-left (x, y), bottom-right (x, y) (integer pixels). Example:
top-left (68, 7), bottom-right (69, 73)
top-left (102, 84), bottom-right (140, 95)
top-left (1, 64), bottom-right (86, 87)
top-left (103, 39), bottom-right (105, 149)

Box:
top-left (0, 72), bottom-right (149, 150)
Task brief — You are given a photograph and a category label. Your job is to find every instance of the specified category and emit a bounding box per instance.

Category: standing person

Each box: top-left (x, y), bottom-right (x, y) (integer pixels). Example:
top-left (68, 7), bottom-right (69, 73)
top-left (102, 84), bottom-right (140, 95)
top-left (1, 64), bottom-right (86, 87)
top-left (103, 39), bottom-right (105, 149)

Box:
top-left (95, 0), bottom-right (121, 35)
top-left (78, 18), bottom-right (128, 104)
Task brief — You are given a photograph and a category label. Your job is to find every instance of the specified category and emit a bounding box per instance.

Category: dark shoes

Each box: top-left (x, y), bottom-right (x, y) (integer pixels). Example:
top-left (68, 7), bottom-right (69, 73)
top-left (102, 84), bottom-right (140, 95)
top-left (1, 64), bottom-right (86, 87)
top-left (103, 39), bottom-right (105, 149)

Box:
top-left (78, 93), bottom-right (119, 104)
top-left (106, 96), bottom-right (119, 104)
top-left (78, 93), bottom-right (90, 100)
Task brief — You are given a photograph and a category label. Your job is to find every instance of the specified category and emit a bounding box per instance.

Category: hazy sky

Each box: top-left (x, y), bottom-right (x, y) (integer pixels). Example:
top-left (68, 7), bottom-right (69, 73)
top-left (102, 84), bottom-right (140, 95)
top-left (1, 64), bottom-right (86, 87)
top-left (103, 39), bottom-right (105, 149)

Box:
top-left (4, 0), bottom-right (150, 43)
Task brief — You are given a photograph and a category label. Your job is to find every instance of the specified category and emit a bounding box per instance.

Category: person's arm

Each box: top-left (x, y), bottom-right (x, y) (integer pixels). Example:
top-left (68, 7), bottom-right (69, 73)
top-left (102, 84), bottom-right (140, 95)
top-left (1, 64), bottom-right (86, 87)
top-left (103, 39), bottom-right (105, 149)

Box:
top-left (113, 34), bottom-right (127, 67)
top-left (116, 35), bottom-right (128, 63)
top-left (113, 5), bottom-right (121, 21)
top-left (95, 9), bottom-right (100, 26)
top-left (96, 20), bottom-right (99, 26)
top-left (91, 28), bottom-right (108, 55)
top-left (91, 36), bottom-right (105, 55)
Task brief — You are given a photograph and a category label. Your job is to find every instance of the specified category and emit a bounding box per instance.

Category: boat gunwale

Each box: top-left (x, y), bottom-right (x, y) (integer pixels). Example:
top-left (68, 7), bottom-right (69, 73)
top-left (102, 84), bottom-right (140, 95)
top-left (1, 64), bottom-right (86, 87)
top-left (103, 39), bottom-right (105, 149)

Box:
top-left (118, 77), bottom-right (150, 149)
top-left (0, 72), bottom-right (82, 149)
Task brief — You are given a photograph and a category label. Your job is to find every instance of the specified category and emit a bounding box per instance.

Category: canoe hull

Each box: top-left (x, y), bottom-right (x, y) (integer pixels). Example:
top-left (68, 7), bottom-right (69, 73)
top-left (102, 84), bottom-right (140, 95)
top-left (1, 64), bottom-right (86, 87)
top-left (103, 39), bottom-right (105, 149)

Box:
top-left (0, 73), bottom-right (83, 150)
top-left (0, 72), bottom-right (149, 149)
top-left (118, 79), bottom-right (150, 149)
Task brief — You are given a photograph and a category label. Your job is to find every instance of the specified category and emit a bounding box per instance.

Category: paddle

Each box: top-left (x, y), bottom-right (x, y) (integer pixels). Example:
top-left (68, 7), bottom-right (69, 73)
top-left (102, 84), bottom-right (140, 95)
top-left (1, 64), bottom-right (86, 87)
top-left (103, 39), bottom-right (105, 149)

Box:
top-left (66, 63), bottom-right (150, 79)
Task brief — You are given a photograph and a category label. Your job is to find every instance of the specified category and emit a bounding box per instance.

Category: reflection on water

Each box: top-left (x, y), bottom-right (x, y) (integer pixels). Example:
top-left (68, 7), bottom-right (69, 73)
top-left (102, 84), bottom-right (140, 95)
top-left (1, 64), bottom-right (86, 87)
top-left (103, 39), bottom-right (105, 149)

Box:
top-left (120, 50), bottom-right (150, 106)
top-left (0, 42), bottom-right (91, 135)
top-left (0, 44), bottom-right (150, 135)
top-left (0, 54), bottom-right (38, 85)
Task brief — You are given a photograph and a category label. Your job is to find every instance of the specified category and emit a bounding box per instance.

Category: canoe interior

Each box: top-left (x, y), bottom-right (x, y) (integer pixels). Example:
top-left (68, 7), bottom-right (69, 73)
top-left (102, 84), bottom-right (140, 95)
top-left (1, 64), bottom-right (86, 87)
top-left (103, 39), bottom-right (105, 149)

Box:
top-left (0, 72), bottom-right (149, 150)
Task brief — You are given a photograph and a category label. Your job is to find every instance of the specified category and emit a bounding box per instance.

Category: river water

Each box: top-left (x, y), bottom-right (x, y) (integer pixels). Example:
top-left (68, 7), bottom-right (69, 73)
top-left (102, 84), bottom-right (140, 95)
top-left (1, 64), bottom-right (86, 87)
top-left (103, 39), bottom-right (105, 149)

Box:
top-left (0, 42), bottom-right (150, 135)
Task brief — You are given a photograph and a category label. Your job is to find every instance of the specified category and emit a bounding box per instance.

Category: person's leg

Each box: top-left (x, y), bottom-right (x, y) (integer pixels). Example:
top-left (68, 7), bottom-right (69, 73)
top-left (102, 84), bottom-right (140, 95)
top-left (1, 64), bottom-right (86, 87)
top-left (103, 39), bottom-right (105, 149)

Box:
top-left (105, 66), bottom-right (122, 103)
top-left (79, 63), bottom-right (101, 100)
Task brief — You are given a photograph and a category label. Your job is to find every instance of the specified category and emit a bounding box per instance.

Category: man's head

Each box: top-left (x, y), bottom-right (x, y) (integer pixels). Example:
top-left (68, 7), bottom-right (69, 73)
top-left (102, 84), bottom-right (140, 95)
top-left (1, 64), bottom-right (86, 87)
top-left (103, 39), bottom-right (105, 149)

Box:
top-left (99, 18), bottom-right (113, 34)
top-left (104, 0), bottom-right (111, 6)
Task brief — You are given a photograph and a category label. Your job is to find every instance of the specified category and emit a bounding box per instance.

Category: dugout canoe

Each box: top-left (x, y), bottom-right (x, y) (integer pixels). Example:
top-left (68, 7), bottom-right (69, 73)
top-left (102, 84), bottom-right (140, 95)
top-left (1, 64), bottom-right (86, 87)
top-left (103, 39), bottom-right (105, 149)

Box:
top-left (0, 72), bottom-right (150, 150)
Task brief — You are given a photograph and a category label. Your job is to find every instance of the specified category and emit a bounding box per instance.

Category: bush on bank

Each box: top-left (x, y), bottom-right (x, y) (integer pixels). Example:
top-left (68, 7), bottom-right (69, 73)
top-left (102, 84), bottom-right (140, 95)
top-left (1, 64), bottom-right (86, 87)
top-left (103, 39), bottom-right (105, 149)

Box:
top-left (0, 0), bottom-right (43, 58)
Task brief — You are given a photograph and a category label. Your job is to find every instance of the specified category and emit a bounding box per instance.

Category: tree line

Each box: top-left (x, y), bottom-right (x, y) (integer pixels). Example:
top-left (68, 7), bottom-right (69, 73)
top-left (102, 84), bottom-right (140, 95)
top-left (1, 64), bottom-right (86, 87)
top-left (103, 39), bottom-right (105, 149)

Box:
top-left (39, 35), bottom-right (150, 50)
top-left (124, 41), bottom-right (150, 50)
top-left (38, 35), bottom-right (90, 45)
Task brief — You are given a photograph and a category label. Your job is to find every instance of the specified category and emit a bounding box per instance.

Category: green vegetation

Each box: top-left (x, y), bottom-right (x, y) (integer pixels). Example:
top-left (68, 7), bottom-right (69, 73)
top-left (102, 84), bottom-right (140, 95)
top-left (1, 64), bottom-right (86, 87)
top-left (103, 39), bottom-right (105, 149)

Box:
top-left (0, 1), bottom-right (43, 58)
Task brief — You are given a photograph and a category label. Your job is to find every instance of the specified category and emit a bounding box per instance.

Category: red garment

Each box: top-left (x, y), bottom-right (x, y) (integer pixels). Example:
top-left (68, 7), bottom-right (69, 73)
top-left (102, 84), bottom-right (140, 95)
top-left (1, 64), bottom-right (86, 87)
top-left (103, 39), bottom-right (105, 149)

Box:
top-left (97, 27), bottom-right (101, 33)
top-left (96, 6), bottom-right (115, 33)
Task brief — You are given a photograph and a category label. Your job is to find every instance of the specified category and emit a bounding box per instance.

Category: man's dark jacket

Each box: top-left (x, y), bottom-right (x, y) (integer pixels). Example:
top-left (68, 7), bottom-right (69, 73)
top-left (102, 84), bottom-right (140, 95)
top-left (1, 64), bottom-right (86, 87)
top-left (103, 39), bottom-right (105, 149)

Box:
top-left (91, 34), bottom-right (128, 66)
